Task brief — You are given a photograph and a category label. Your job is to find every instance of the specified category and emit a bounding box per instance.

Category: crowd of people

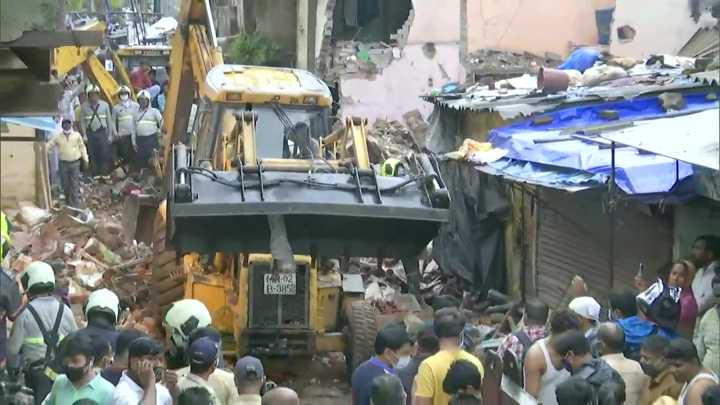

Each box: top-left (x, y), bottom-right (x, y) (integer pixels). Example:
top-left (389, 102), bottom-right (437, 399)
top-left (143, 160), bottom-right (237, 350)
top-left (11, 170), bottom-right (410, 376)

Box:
top-left (50, 62), bottom-right (166, 209)
top-left (0, 253), bottom-right (301, 404)
top-left (345, 235), bottom-right (720, 405)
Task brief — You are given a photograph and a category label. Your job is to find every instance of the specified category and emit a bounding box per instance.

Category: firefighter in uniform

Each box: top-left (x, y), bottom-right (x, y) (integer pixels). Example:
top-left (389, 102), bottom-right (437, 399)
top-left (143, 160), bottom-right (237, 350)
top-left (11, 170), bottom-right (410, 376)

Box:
top-left (112, 86), bottom-right (139, 171)
top-left (79, 85), bottom-right (114, 178)
top-left (77, 288), bottom-right (121, 352)
top-left (163, 299), bottom-right (212, 369)
top-left (133, 90), bottom-right (163, 172)
top-left (7, 261), bottom-right (77, 404)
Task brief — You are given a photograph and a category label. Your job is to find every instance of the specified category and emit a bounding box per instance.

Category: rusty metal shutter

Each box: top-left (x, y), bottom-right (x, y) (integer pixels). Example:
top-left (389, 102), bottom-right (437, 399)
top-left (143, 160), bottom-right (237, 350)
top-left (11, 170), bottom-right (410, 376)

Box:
top-left (535, 189), bottom-right (673, 308)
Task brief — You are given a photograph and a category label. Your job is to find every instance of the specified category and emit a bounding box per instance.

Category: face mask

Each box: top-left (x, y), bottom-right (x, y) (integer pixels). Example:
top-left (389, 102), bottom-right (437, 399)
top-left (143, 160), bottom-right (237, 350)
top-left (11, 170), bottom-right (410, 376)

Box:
top-left (396, 355), bottom-right (411, 369)
top-left (640, 361), bottom-right (660, 378)
top-left (64, 362), bottom-right (88, 382)
top-left (120, 94), bottom-right (129, 102)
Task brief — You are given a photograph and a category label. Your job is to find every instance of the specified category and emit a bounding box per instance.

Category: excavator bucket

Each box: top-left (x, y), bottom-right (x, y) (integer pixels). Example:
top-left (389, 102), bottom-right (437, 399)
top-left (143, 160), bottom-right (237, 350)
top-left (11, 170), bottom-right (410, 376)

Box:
top-left (166, 145), bottom-right (449, 259)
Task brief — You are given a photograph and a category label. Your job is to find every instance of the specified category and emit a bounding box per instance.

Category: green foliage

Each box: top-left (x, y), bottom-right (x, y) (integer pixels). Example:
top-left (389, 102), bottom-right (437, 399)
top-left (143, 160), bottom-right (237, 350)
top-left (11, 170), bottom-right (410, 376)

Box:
top-left (223, 32), bottom-right (279, 66)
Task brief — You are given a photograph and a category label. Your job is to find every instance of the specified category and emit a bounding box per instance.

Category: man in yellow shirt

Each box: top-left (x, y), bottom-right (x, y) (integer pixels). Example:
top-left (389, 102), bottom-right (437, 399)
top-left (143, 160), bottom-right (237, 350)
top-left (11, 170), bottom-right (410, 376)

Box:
top-left (47, 119), bottom-right (89, 208)
top-left (414, 307), bottom-right (484, 405)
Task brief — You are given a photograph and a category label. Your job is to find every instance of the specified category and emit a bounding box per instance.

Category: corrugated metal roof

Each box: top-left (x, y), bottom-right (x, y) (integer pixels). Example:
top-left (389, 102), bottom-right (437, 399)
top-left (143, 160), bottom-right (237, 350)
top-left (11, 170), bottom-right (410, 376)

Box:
top-left (601, 108), bottom-right (720, 171)
top-left (425, 73), bottom-right (719, 114)
top-left (679, 27), bottom-right (720, 58)
top-left (691, 70), bottom-right (720, 86)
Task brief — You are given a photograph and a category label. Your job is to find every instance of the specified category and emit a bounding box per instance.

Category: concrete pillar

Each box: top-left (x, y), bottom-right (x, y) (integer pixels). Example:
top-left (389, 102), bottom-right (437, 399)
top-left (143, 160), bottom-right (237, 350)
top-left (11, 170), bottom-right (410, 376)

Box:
top-left (296, 0), bottom-right (310, 69)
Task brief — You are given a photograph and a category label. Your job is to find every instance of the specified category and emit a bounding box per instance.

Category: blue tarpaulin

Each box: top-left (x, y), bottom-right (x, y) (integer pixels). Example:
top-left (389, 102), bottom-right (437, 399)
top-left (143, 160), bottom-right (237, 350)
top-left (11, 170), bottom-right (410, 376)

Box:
top-left (0, 116), bottom-right (57, 134)
top-left (488, 92), bottom-right (719, 195)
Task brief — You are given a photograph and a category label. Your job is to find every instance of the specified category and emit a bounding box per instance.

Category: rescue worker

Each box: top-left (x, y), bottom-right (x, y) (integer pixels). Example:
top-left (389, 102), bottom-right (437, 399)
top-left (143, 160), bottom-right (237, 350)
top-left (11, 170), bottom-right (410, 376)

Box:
top-left (112, 86), bottom-right (139, 170)
top-left (46, 119), bottom-right (89, 208)
top-left (163, 299), bottom-right (212, 370)
top-left (80, 85), bottom-right (114, 178)
top-left (1, 212), bottom-right (22, 368)
top-left (133, 90), bottom-right (163, 172)
top-left (7, 261), bottom-right (78, 404)
top-left (77, 288), bottom-right (121, 352)
top-left (381, 158), bottom-right (406, 177)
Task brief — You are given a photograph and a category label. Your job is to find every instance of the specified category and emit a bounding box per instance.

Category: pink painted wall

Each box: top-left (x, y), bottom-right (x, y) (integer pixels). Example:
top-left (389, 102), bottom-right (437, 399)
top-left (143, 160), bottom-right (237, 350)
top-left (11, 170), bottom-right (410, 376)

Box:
top-left (340, 0), bottom-right (465, 122)
top-left (610, 0), bottom-right (713, 58)
top-left (467, 0), bottom-right (615, 57)
top-left (341, 43), bottom-right (464, 122)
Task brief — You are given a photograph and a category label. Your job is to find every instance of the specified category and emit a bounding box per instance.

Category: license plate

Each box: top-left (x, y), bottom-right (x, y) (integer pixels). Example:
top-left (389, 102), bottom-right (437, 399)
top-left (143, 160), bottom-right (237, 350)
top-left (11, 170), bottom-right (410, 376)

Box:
top-left (263, 273), bottom-right (296, 295)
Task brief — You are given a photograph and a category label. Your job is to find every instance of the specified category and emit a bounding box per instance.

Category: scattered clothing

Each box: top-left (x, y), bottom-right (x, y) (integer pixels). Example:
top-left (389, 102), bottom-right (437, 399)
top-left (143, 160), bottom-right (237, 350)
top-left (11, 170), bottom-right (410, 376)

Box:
top-left (694, 306), bottom-right (720, 374)
top-left (678, 371), bottom-right (719, 405)
top-left (559, 48), bottom-right (602, 73)
top-left (352, 357), bottom-right (395, 405)
top-left (414, 349), bottom-right (484, 405)
top-left (42, 373), bottom-right (114, 405)
top-left (111, 371), bottom-right (172, 405)
top-left (646, 369), bottom-right (683, 405)
top-left (533, 337), bottom-right (570, 405)
top-left (602, 352), bottom-right (649, 405)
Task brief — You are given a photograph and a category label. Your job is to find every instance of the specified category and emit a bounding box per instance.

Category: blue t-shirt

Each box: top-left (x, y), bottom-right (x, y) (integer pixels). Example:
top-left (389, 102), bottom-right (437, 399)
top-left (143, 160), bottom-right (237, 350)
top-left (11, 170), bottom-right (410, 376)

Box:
top-left (617, 316), bottom-right (677, 355)
top-left (351, 357), bottom-right (394, 405)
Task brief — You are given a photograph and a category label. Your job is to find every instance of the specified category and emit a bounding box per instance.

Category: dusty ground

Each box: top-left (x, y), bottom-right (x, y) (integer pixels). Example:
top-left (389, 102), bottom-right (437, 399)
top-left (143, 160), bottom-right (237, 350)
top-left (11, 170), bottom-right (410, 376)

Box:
top-left (268, 352), bottom-right (352, 404)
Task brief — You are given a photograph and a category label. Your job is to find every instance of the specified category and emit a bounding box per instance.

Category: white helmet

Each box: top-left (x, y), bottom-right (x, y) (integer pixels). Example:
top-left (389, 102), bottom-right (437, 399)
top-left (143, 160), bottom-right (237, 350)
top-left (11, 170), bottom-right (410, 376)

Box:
top-left (164, 299), bottom-right (212, 347)
top-left (22, 261), bottom-right (55, 291)
top-left (86, 84), bottom-right (100, 94)
top-left (117, 85), bottom-right (131, 96)
top-left (137, 90), bottom-right (151, 100)
top-left (85, 288), bottom-right (121, 324)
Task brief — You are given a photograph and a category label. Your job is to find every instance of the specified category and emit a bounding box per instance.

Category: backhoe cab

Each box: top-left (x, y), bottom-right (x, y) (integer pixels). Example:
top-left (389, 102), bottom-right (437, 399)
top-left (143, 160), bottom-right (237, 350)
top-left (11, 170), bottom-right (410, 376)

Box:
top-left (152, 0), bottom-right (448, 372)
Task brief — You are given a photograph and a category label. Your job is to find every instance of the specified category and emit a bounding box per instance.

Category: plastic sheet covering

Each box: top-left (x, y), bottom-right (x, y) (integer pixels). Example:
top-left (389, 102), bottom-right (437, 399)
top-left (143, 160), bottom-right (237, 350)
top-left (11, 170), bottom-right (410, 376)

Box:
top-left (489, 93), bottom-right (719, 194)
top-left (432, 161), bottom-right (510, 291)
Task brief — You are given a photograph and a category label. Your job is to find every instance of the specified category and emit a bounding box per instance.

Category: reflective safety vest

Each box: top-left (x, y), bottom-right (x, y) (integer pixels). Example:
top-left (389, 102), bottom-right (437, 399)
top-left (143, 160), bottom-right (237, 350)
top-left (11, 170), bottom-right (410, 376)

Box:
top-left (135, 107), bottom-right (162, 136)
top-left (1, 212), bottom-right (9, 259)
top-left (381, 158), bottom-right (403, 176)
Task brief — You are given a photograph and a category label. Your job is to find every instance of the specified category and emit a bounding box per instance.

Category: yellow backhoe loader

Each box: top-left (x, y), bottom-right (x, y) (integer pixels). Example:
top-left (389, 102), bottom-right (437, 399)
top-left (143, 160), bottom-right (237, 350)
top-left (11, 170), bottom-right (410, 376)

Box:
top-left (152, 0), bottom-right (449, 371)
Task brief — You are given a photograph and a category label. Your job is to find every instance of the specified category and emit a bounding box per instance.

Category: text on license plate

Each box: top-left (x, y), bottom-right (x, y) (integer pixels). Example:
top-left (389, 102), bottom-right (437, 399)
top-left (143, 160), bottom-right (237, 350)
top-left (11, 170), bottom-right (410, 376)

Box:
top-left (263, 273), bottom-right (296, 295)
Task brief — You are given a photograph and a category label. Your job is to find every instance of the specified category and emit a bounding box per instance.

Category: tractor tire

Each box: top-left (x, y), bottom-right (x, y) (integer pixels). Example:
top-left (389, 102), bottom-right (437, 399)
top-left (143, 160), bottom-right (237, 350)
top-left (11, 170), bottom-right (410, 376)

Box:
top-left (152, 208), bottom-right (186, 316)
top-left (346, 300), bottom-right (377, 375)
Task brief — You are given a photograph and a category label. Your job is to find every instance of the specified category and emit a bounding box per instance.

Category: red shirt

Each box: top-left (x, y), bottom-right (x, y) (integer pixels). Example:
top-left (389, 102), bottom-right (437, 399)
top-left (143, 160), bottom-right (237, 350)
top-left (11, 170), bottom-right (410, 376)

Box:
top-left (130, 68), bottom-right (151, 91)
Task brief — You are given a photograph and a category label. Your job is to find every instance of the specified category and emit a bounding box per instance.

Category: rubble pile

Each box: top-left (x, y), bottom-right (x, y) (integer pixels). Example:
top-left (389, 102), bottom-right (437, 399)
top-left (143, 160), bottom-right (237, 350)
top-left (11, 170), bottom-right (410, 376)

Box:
top-left (364, 112), bottom-right (429, 163)
top-left (6, 182), bottom-right (156, 330)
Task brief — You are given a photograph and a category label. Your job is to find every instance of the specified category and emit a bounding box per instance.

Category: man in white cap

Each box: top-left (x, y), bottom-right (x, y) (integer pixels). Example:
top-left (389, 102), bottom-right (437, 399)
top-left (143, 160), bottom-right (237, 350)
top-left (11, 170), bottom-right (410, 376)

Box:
top-left (568, 296), bottom-right (601, 355)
